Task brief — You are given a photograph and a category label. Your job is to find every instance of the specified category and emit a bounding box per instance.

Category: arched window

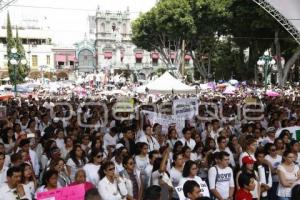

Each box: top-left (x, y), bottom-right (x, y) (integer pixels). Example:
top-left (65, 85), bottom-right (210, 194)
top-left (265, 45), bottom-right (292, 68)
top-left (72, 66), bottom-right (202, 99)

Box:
top-left (78, 49), bottom-right (94, 66)
top-left (101, 23), bottom-right (105, 32)
top-left (122, 23), bottom-right (127, 34)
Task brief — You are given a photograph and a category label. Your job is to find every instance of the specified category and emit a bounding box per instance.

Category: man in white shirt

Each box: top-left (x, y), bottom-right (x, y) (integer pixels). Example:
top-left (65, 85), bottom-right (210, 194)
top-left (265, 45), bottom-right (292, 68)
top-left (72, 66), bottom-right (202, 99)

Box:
top-left (183, 180), bottom-right (201, 200)
top-left (42, 98), bottom-right (54, 110)
top-left (208, 151), bottom-right (235, 200)
top-left (19, 139), bottom-right (40, 176)
top-left (262, 127), bottom-right (276, 145)
top-left (103, 127), bottom-right (119, 153)
top-left (0, 153), bottom-right (8, 185)
top-left (214, 136), bottom-right (236, 168)
top-left (179, 127), bottom-right (196, 150)
top-left (144, 150), bottom-right (160, 187)
top-left (0, 166), bottom-right (32, 200)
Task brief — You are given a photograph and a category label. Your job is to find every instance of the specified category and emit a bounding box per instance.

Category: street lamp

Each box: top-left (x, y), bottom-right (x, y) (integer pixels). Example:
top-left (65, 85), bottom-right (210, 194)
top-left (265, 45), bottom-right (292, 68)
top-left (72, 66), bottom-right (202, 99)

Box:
top-left (5, 47), bottom-right (27, 96)
top-left (257, 51), bottom-right (276, 92)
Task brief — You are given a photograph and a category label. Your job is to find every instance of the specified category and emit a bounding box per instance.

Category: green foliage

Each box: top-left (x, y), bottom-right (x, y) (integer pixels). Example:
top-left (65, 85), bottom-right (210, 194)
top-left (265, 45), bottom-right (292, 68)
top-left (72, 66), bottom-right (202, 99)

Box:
top-left (6, 13), bottom-right (28, 84)
top-left (132, 0), bottom-right (300, 82)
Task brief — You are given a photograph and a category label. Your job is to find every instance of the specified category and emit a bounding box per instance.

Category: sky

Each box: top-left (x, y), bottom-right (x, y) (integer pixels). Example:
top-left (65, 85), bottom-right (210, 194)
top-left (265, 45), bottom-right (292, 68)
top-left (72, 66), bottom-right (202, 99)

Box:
top-left (0, 0), bottom-right (157, 45)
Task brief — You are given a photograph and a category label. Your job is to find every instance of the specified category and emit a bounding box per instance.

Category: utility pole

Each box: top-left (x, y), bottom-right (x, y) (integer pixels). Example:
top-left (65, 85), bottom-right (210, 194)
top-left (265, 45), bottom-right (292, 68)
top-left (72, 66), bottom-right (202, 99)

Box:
top-left (181, 40), bottom-right (185, 77)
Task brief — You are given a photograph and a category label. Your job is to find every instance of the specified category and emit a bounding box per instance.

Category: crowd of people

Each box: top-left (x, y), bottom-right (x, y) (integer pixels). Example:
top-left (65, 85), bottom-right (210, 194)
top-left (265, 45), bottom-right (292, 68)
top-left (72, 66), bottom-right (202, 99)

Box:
top-left (0, 88), bottom-right (299, 200)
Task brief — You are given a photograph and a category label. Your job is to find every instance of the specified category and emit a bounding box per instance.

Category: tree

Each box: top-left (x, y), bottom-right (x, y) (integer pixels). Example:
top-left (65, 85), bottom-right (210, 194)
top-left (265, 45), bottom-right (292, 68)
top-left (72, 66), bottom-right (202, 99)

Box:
top-left (132, 0), bottom-right (195, 68)
top-left (6, 12), bottom-right (16, 84)
top-left (15, 27), bottom-right (29, 82)
top-left (6, 13), bottom-right (28, 84)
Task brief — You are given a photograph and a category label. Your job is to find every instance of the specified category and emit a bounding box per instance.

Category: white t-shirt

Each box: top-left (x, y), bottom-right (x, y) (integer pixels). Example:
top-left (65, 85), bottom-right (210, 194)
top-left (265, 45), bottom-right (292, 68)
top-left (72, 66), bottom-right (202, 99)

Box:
top-left (179, 176), bottom-right (210, 197)
top-left (265, 154), bottom-right (282, 182)
top-left (208, 166), bottom-right (234, 199)
top-left (135, 155), bottom-right (149, 173)
top-left (83, 163), bottom-right (100, 186)
top-left (170, 167), bottom-right (183, 198)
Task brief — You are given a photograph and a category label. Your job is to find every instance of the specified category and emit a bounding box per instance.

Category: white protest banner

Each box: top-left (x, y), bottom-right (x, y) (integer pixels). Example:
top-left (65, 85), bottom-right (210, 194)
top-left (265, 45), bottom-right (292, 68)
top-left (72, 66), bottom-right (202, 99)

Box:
top-left (113, 97), bottom-right (134, 113)
top-left (175, 186), bottom-right (186, 200)
top-left (141, 110), bottom-right (185, 133)
top-left (173, 98), bottom-right (198, 119)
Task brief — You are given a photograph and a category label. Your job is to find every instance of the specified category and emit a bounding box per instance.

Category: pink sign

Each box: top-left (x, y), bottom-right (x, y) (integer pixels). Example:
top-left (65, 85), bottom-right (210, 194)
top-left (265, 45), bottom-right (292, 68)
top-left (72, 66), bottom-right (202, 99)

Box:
top-left (37, 184), bottom-right (85, 200)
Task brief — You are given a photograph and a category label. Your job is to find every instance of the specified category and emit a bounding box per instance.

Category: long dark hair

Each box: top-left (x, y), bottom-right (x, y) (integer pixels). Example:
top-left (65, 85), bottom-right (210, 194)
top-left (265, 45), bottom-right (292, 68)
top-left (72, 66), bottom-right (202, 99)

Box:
top-left (69, 144), bottom-right (86, 167)
top-left (98, 161), bottom-right (115, 180)
top-left (20, 162), bottom-right (34, 183)
top-left (42, 169), bottom-right (58, 186)
top-left (182, 160), bottom-right (197, 177)
top-left (2, 127), bottom-right (16, 144)
top-left (88, 148), bottom-right (103, 163)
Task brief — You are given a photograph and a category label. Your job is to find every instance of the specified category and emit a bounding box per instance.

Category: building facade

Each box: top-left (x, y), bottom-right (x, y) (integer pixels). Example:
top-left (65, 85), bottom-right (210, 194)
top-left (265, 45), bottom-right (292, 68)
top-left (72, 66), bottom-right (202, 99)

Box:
top-left (0, 19), bottom-right (54, 75)
top-left (94, 8), bottom-right (193, 80)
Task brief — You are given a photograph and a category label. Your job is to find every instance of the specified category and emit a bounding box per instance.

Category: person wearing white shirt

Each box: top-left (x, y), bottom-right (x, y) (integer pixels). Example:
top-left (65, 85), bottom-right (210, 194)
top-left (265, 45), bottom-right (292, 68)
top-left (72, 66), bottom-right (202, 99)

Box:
top-left (179, 160), bottom-right (210, 198)
top-left (0, 166), bottom-right (32, 200)
top-left (42, 98), bottom-right (54, 110)
top-left (0, 153), bottom-right (8, 185)
top-left (182, 180), bottom-right (202, 200)
top-left (214, 136), bottom-right (236, 168)
top-left (208, 151), bottom-right (235, 200)
top-left (103, 127), bottom-right (119, 153)
top-left (239, 138), bottom-right (257, 167)
top-left (179, 127), bottom-right (196, 150)
top-left (135, 143), bottom-right (150, 174)
top-left (144, 150), bottom-right (160, 187)
top-left (170, 152), bottom-right (184, 199)
top-left (138, 125), bottom-right (160, 151)
top-left (19, 139), bottom-right (40, 176)
top-left (83, 150), bottom-right (103, 186)
top-left (98, 161), bottom-right (128, 200)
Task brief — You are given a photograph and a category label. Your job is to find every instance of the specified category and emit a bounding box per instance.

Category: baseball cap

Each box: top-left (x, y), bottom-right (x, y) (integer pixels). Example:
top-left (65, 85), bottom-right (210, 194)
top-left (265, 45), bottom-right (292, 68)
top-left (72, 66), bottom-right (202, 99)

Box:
top-left (267, 127), bottom-right (276, 133)
top-left (242, 156), bottom-right (255, 165)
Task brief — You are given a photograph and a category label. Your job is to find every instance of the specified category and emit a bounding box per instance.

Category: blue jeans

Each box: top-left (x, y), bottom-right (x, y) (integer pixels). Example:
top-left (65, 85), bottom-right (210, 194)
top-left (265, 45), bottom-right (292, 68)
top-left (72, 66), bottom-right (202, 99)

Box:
top-left (277, 197), bottom-right (291, 200)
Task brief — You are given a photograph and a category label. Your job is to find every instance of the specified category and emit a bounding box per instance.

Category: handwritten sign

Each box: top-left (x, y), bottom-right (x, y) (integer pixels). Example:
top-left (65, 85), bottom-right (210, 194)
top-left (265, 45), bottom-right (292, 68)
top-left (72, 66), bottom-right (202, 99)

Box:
top-left (173, 98), bottom-right (198, 119)
top-left (37, 184), bottom-right (85, 200)
top-left (176, 180), bottom-right (210, 200)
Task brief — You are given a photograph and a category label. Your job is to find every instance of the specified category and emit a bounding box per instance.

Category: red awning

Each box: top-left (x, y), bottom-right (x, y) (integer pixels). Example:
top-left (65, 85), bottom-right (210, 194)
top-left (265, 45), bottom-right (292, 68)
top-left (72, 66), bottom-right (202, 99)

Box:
top-left (104, 52), bottom-right (112, 59)
top-left (151, 52), bottom-right (159, 59)
top-left (185, 55), bottom-right (192, 60)
top-left (55, 55), bottom-right (66, 62)
top-left (67, 55), bottom-right (76, 61)
top-left (135, 53), bottom-right (143, 59)
top-left (170, 52), bottom-right (176, 59)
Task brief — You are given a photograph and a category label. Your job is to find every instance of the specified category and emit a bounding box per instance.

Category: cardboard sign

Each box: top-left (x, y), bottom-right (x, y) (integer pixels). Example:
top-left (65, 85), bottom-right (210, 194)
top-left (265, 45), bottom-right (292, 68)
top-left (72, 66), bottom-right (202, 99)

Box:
top-left (142, 110), bottom-right (185, 133)
top-left (173, 98), bottom-right (198, 119)
top-left (113, 97), bottom-right (134, 113)
top-left (175, 180), bottom-right (210, 200)
top-left (37, 184), bottom-right (85, 200)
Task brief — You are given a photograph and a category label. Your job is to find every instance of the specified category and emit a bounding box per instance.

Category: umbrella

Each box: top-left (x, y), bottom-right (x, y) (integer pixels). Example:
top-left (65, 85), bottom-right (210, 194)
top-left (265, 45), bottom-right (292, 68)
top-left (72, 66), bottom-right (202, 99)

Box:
top-left (223, 85), bottom-right (236, 94)
top-left (266, 90), bottom-right (280, 97)
top-left (228, 79), bottom-right (238, 85)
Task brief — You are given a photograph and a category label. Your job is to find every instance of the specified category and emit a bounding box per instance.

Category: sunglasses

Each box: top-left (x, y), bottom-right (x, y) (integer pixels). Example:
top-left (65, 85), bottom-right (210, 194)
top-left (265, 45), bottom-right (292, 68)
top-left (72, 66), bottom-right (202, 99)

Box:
top-left (108, 167), bottom-right (115, 171)
top-left (128, 162), bottom-right (135, 165)
top-left (270, 149), bottom-right (276, 152)
top-left (97, 154), bottom-right (103, 158)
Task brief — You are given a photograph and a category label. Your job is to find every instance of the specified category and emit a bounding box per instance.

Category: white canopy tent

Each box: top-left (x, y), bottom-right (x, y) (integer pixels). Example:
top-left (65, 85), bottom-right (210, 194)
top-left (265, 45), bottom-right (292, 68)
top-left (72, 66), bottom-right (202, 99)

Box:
top-left (135, 72), bottom-right (196, 94)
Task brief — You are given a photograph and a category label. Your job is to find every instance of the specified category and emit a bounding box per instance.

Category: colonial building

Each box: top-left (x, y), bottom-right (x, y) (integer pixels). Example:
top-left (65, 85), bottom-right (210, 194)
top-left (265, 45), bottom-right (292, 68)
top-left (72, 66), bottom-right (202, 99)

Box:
top-left (94, 7), bottom-right (193, 80)
top-left (0, 19), bottom-right (54, 77)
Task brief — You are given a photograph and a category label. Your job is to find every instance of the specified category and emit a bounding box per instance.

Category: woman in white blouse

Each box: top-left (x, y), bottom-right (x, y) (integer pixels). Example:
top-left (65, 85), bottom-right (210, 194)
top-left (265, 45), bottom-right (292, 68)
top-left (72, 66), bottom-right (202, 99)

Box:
top-left (277, 150), bottom-right (300, 200)
top-left (83, 149), bottom-right (103, 186)
top-left (98, 161), bottom-right (128, 200)
top-left (66, 144), bottom-right (87, 181)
